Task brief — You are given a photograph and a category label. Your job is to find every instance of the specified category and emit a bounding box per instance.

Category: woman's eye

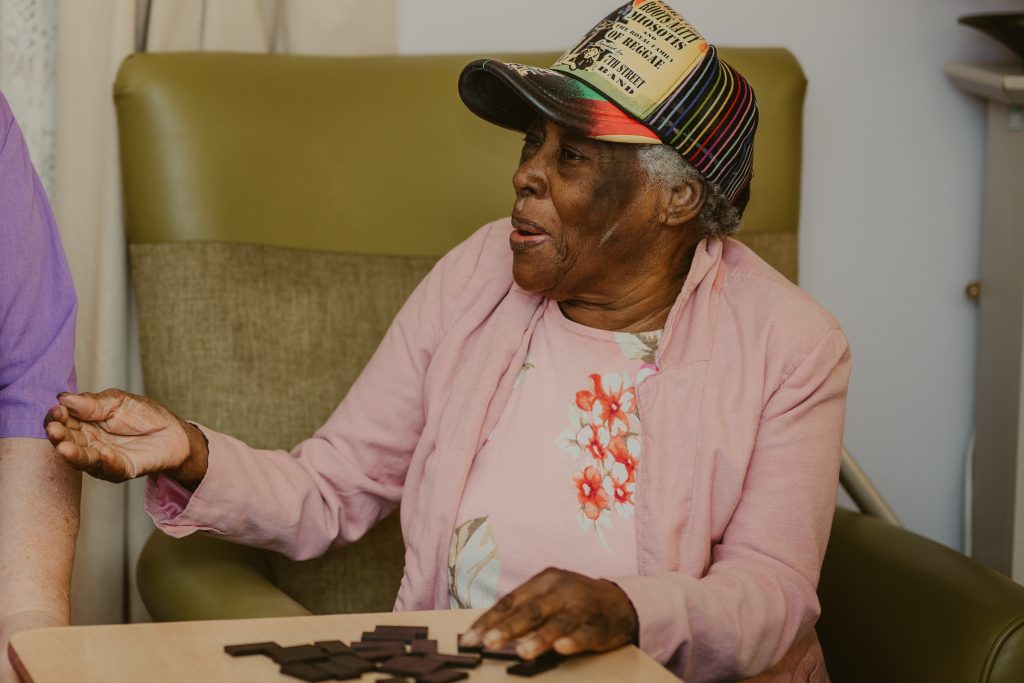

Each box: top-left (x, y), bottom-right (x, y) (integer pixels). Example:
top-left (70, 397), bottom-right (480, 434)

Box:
top-left (559, 146), bottom-right (584, 162)
top-left (520, 136), bottom-right (541, 163)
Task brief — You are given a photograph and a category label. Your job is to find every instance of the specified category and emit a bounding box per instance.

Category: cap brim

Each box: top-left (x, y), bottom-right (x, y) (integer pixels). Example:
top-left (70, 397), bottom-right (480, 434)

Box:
top-left (458, 59), bottom-right (661, 144)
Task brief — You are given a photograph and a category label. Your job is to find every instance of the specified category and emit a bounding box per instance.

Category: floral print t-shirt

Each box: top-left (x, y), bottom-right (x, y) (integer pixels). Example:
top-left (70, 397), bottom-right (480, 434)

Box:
top-left (448, 299), bottom-right (661, 609)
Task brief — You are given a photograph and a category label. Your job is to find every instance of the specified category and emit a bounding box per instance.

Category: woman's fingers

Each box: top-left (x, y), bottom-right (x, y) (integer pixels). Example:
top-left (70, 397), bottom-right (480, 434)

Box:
top-left (463, 569), bottom-right (560, 646)
top-left (45, 420), bottom-right (82, 464)
top-left (45, 388), bottom-right (192, 483)
top-left (57, 440), bottom-right (130, 482)
top-left (95, 445), bottom-right (135, 483)
top-left (67, 423), bottom-right (90, 449)
top-left (46, 413), bottom-right (93, 452)
top-left (58, 390), bottom-right (123, 423)
top-left (463, 570), bottom-right (638, 661)
top-left (553, 613), bottom-right (630, 655)
top-left (44, 418), bottom-right (66, 443)
top-left (462, 594), bottom-right (519, 647)
top-left (44, 403), bottom-right (68, 426)
top-left (52, 436), bottom-right (96, 471)
top-left (46, 417), bottom-right (111, 474)
top-left (483, 592), bottom-right (563, 650)
top-left (514, 612), bottom-right (581, 659)
top-left (513, 601), bottom-right (623, 658)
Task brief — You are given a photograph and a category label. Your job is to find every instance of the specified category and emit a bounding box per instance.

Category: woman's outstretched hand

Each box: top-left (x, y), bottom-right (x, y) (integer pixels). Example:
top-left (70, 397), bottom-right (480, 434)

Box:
top-left (43, 389), bottom-right (208, 486)
top-left (460, 568), bottom-right (639, 660)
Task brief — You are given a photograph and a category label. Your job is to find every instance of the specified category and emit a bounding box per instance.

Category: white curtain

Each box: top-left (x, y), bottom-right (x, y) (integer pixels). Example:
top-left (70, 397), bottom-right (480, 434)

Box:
top-left (147, 0), bottom-right (396, 54)
top-left (49, 0), bottom-right (396, 625)
top-left (0, 0), bottom-right (58, 195)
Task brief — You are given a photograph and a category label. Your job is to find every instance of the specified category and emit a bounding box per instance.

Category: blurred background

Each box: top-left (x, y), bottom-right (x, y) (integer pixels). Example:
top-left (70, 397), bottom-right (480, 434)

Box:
top-left (0, 0), bottom-right (1019, 625)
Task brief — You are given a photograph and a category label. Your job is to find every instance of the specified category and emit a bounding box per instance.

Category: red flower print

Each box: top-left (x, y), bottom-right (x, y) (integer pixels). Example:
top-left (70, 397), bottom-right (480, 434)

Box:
top-left (576, 423), bottom-right (611, 465)
top-left (574, 466), bottom-right (609, 521)
top-left (576, 389), bottom-right (596, 411)
top-left (609, 469), bottom-right (635, 519)
top-left (608, 434), bottom-right (639, 483)
top-left (557, 367), bottom-right (645, 541)
top-left (612, 478), bottom-right (633, 506)
top-left (582, 373), bottom-right (636, 435)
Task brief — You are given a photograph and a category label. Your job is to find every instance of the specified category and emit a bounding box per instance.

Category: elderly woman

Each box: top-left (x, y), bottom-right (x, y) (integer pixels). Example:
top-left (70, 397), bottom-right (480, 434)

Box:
top-left (45, 2), bottom-right (849, 681)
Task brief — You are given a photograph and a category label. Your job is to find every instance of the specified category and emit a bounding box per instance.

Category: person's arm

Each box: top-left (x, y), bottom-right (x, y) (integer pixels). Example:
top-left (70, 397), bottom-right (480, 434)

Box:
top-left (45, 221), bottom-right (504, 560)
top-left (464, 327), bottom-right (850, 681)
top-left (0, 439), bottom-right (80, 657)
top-left (0, 92), bottom-right (80, 682)
top-left (612, 327), bottom-right (850, 680)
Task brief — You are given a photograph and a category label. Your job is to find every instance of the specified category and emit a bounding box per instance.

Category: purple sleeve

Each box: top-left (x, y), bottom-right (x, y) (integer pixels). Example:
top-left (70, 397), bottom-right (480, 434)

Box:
top-left (0, 92), bottom-right (77, 438)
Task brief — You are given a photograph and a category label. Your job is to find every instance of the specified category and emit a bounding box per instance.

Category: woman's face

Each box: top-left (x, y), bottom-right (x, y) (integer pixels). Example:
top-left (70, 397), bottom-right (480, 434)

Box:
top-left (509, 117), bottom-right (664, 301)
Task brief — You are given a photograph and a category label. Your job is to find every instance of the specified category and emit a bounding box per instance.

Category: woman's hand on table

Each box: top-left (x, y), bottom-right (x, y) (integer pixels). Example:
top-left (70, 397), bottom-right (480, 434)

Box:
top-left (461, 568), bottom-right (639, 660)
top-left (43, 389), bottom-right (209, 487)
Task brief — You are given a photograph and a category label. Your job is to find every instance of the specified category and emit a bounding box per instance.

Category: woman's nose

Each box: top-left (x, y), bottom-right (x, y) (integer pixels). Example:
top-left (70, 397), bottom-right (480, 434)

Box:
top-left (513, 150), bottom-right (548, 200)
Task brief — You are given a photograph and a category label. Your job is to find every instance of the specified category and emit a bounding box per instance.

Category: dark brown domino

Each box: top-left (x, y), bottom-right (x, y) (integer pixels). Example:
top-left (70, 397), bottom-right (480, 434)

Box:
top-left (417, 671), bottom-right (469, 683)
top-left (357, 648), bottom-right (408, 662)
top-left (313, 640), bottom-right (353, 655)
top-left (379, 654), bottom-right (445, 677)
top-left (456, 635), bottom-right (482, 654)
top-left (428, 653), bottom-right (482, 669)
top-left (507, 652), bottom-right (563, 677)
top-left (279, 662), bottom-right (333, 682)
top-left (272, 644), bottom-right (330, 664)
top-left (353, 640), bottom-right (406, 651)
top-left (327, 654), bottom-right (374, 673)
top-left (374, 625), bottom-right (430, 639)
top-left (311, 659), bottom-right (362, 680)
top-left (223, 641), bottom-right (280, 657)
top-left (363, 630), bottom-right (418, 643)
top-left (409, 639), bottom-right (438, 655)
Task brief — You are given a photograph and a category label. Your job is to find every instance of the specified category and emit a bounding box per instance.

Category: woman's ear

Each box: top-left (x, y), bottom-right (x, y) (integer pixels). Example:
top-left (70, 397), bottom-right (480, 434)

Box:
top-left (660, 177), bottom-right (704, 227)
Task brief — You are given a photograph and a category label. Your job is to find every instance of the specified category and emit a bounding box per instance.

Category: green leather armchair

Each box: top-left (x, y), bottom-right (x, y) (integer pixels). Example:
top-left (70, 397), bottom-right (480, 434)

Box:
top-left (115, 51), bottom-right (1024, 681)
top-left (818, 509), bottom-right (1024, 681)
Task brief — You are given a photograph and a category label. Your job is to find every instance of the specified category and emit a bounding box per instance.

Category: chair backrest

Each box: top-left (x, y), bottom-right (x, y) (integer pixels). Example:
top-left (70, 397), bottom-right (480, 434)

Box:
top-left (115, 50), bottom-right (806, 614)
top-left (115, 49), bottom-right (805, 270)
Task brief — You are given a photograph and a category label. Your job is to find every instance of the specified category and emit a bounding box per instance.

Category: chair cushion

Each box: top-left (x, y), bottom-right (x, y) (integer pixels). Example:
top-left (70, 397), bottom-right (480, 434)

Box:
top-left (130, 241), bottom-right (434, 612)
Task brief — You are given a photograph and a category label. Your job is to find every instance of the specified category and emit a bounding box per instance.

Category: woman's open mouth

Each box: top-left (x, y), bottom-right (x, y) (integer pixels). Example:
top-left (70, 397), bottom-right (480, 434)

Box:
top-left (510, 217), bottom-right (550, 250)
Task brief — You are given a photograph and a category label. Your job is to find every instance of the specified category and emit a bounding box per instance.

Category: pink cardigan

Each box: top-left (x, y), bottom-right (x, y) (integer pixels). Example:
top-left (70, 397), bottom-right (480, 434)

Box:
top-left (146, 219), bottom-right (850, 682)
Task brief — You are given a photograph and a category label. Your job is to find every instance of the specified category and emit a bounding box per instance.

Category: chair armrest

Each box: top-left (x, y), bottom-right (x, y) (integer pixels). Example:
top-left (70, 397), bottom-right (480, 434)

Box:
top-left (818, 508), bottom-right (1024, 683)
top-left (137, 529), bottom-right (312, 621)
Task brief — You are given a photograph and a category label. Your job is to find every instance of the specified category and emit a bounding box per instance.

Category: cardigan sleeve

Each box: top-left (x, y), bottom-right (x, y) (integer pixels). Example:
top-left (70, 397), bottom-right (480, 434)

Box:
top-left (144, 221), bottom-right (501, 559)
top-left (612, 327), bottom-right (850, 681)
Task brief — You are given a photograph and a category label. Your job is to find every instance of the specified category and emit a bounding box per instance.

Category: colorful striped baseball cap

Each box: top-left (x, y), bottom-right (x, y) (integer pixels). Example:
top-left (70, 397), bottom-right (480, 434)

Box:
top-left (458, 0), bottom-right (758, 212)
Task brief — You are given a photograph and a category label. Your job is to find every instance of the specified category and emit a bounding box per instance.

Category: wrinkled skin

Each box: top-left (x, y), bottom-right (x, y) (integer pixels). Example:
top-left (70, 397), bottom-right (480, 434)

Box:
top-left (44, 390), bottom-right (205, 486)
top-left (459, 568), bottom-right (640, 659)
top-left (510, 118), bottom-right (703, 332)
top-left (45, 116), bottom-right (706, 662)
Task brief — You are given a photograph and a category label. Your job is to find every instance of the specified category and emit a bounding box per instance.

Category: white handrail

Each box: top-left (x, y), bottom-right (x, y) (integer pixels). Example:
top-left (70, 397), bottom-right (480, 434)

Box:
top-left (840, 446), bottom-right (901, 527)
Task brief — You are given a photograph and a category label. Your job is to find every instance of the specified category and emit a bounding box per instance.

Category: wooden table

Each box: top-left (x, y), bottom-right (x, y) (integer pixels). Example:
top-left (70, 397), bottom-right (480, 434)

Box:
top-left (9, 609), bottom-right (679, 682)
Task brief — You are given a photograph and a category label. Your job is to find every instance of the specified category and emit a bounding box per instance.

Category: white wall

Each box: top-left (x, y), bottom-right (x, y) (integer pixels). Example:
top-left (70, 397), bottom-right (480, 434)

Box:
top-left (397, 0), bottom-right (1024, 551)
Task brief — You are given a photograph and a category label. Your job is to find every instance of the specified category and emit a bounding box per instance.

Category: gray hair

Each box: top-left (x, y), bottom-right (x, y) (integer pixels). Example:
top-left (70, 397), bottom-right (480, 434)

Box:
top-left (636, 144), bottom-right (741, 238)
